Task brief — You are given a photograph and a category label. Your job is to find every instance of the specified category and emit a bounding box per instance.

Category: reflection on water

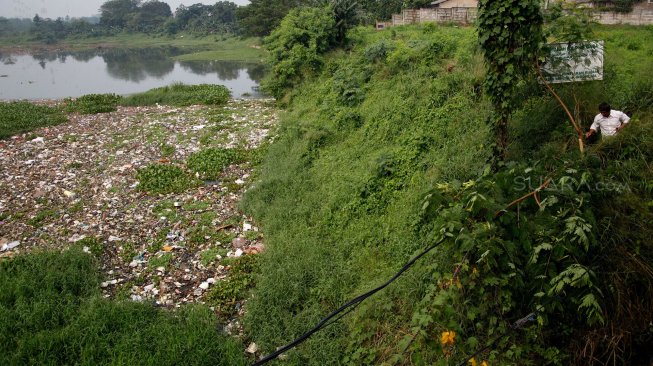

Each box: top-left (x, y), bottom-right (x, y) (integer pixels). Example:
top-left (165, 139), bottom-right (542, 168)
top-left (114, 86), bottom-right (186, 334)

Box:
top-left (0, 47), bottom-right (266, 100)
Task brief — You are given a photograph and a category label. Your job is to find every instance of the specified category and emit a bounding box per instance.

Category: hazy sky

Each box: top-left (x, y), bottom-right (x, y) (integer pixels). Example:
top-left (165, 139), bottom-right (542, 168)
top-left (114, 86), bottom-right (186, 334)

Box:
top-left (1, 0), bottom-right (251, 19)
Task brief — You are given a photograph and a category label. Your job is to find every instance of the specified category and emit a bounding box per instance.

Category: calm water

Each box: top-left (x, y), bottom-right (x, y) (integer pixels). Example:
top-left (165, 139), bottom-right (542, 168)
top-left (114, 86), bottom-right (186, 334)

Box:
top-left (0, 47), bottom-right (266, 100)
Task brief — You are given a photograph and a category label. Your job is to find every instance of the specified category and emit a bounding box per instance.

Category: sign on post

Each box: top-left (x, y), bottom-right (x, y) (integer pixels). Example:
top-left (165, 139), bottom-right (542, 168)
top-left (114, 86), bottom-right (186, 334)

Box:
top-left (541, 41), bottom-right (604, 84)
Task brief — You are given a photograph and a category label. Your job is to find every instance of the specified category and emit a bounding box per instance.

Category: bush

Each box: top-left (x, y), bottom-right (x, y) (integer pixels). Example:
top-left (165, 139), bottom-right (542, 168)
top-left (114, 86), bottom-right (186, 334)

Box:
top-left (136, 163), bottom-right (199, 194)
top-left (187, 148), bottom-right (241, 180)
top-left (121, 84), bottom-right (231, 107)
top-left (0, 101), bottom-right (68, 139)
top-left (64, 93), bottom-right (122, 114)
top-left (262, 7), bottom-right (336, 99)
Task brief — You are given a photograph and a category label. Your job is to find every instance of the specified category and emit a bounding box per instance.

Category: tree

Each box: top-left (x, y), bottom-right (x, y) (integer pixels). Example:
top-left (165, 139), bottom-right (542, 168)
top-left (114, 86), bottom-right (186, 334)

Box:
top-left (356, 0), bottom-right (431, 23)
top-left (237, 0), bottom-right (309, 37)
top-left (100, 0), bottom-right (141, 29)
top-left (477, 0), bottom-right (544, 160)
top-left (128, 0), bottom-right (171, 32)
top-left (313, 0), bottom-right (361, 44)
top-left (262, 6), bottom-right (336, 98)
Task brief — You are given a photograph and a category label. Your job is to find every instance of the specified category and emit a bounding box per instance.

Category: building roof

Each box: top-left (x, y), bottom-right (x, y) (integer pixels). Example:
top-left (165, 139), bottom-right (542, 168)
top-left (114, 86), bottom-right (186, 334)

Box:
top-left (430, 0), bottom-right (449, 5)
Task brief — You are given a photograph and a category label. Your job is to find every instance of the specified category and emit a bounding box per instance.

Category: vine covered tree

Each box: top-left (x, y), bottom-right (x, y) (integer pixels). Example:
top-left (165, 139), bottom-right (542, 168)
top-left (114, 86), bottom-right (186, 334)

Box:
top-left (477, 0), bottom-right (544, 160)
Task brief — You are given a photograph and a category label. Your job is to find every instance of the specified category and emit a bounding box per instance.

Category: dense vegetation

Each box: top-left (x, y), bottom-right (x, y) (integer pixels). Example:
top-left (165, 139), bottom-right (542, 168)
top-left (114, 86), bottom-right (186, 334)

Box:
top-left (242, 15), bottom-right (653, 366)
top-left (0, 248), bottom-right (246, 365)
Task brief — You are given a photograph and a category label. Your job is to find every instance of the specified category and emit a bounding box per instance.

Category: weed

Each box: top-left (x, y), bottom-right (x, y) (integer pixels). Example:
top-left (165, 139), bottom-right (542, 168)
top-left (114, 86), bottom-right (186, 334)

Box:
top-left (66, 161), bottom-right (83, 169)
top-left (243, 231), bottom-right (260, 241)
top-left (183, 201), bottom-right (211, 211)
top-left (206, 255), bottom-right (258, 319)
top-left (0, 101), bottom-right (67, 139)
top-left (148, 253), bottom-right (174, 270)
top-left (63, 134), bottom-right (78, 142)
top-left (76, 236), bottom-right (104, 257)
top-left (187, 148), bottom-right (240, 180)
top-left (64, 93), bottom-right (122, 114)
top-left (136, 163), bottom-right (199, 194)
top-left (121, 83), bottom-right (231, 107)
top-left (68, 201), bottom-right (84, 214)
top-left (160, 142), bottom-right (176, 157)
top-left (27, 208), bottom-right (58, 227)
top-left (215, 231), bottom-right (237, 245)
top-left (119, 242), bottom-right (137, 263)
top-left (200, 247), bottom-right (229, 266)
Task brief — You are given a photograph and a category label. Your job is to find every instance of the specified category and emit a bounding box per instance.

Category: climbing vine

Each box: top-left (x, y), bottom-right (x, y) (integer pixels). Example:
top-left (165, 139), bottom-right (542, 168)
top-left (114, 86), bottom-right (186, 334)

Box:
top-left (477, 0), bottom-right (544, 160)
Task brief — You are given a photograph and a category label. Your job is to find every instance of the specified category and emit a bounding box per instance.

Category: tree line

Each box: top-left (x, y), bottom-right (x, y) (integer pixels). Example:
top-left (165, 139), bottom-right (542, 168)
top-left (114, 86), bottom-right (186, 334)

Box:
top-left (0, 0), bottom-right (436, 43)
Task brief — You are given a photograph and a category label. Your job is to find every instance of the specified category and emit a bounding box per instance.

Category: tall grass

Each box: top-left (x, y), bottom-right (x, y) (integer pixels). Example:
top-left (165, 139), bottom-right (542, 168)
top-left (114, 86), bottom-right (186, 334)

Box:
top-left (0, 249), bottom-right (246, 366)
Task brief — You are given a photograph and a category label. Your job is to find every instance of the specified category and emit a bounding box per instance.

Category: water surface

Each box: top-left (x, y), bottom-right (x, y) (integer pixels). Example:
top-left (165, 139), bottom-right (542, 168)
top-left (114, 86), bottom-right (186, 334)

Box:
top-left (0, 47), bottom-right (266, 100)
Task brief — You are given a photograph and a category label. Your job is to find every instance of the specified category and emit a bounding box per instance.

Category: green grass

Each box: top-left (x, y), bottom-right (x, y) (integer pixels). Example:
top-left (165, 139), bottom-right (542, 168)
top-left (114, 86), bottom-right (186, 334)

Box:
top-left (0, 102), bottom-right (68, 139)
top-left (121, 83), bottom-right (231, 107)
top-left (0, 249), bottom-right (247, 366)
top-left (206, 255), bottom-right (258, 319)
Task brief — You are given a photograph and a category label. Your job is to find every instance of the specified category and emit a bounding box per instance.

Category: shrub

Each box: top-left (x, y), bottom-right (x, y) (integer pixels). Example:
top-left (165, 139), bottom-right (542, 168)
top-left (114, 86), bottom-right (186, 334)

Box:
top-left (136, 163), bottom-right (198, 194)
top-left (64, 93), bottom-right (122, 114)
top-left (0, 101), bottom-right (68, 139)
top-left (363, 40), bottom-right (394, 63)
top-left (187, 148), bottom-right (241, 180)
top-left (121, 84), bottom-right (230, 107)
top-left (262, 7), bottom-right (336, 99)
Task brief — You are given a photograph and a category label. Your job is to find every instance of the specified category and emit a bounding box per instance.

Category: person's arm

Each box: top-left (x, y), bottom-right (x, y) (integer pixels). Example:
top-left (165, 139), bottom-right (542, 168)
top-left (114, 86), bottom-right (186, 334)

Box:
top-left (586, 118), bottom-right (599, 138)
top-left (616, 111), bottom-right (630, 133)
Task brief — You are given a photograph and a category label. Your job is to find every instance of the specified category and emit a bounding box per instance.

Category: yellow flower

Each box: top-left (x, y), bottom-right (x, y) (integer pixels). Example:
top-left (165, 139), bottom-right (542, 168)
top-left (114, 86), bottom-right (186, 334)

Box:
top-left (480, 361), bottom-right (489, 366)
top-left (440, 330), bottom-right (456, 346)
top-left (468, 358), bottom-right (477, 366)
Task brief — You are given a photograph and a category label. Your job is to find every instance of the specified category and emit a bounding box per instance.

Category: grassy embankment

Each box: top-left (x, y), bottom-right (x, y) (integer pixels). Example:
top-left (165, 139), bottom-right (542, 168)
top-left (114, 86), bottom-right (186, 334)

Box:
top-left (241, 23), bottom-right (653, 365)
top-left (0, 33), bottom-right (265, 62)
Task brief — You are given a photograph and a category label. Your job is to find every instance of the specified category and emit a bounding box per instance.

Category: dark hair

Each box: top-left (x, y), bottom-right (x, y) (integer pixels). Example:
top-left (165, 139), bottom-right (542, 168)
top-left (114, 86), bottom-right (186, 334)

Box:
top-left (599, 102), bottom-right (611, 112)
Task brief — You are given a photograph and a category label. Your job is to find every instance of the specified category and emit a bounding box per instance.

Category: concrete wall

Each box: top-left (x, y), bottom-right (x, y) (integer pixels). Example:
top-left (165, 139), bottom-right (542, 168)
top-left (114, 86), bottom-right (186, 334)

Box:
top-left (376, 2), bottom-right (653, 28)
top-left (593, 3), bottom-right (653, 25)
top-left (434, 0), bottom-right (478, 8)
top-left (386, 7), bottom-right (477, 26)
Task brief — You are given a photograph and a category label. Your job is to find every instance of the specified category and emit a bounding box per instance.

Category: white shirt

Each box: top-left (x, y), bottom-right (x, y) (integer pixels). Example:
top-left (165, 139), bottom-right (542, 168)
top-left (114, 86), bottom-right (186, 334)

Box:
top-left (590, 110), bottom-right (630, 137)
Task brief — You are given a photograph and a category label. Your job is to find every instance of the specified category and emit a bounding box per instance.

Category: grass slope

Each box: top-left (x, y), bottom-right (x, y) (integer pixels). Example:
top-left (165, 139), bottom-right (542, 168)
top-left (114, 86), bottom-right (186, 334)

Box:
top-left (243, 24), bottom-right (653, 365)
top-left (242, 24), bottom-right (493, 364)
